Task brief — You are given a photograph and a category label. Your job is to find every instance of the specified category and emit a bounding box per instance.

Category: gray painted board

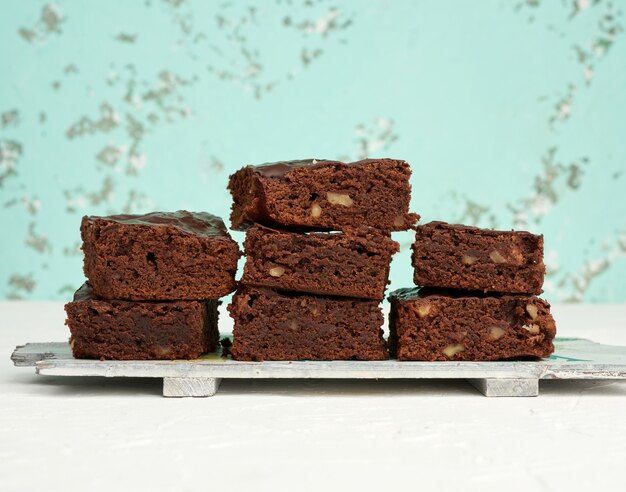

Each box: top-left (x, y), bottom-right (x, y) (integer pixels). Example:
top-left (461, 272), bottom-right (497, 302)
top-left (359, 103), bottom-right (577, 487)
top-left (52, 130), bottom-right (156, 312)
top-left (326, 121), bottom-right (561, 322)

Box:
top-left (11, 337), bottom-right (626, 397)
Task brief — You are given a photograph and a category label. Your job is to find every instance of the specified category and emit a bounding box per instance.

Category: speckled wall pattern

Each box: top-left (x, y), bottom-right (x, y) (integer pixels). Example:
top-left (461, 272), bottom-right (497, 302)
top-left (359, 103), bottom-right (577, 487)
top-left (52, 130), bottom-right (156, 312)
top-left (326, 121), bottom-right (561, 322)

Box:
top-left (0, 0), bottom-right (624, 301)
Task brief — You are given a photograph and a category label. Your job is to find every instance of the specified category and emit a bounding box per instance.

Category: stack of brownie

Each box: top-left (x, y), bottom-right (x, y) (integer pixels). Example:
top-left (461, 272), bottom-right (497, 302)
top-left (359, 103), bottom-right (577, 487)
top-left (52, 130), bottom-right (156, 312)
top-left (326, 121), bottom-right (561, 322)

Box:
top-left (64, 211), bottom-right (241, 360)
top-left (227, 158), bottom-right (419, 361)
top-left (389, 222), bottom-right (557, 361)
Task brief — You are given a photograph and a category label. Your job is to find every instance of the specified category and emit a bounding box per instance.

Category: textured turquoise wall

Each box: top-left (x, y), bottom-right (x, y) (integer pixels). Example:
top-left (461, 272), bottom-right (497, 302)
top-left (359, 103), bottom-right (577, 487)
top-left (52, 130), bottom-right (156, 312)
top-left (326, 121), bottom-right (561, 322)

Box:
top-left (1, 0), bottom-right (625, 301)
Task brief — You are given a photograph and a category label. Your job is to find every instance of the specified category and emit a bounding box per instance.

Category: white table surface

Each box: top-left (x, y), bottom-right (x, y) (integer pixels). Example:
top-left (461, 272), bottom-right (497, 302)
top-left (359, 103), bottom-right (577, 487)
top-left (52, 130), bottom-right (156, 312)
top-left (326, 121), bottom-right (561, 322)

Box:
top-left (2, 302), bottom-right (626, 492)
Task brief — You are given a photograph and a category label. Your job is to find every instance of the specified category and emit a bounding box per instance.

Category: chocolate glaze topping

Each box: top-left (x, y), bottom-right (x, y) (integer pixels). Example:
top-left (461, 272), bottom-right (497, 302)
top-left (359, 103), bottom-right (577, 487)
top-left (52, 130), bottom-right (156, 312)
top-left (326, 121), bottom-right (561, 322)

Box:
top-left (389, 287), bottom-right (533, 301)
top-left (83, 210), bottom-right (229, 238)
top-left (250, 158), bottom-right (405, 179)
top-left (419, 221), bottom-right (540, 238)
top-left (73, 282), bottom-right (95, 302)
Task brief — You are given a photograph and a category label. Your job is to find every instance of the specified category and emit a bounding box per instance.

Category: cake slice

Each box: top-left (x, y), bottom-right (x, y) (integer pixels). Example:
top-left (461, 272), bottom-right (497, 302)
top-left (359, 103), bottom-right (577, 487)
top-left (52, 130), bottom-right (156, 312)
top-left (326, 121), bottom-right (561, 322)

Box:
top-left (228, 158), bottom-right (419, 232)
top-left (388, 287), bottom-right (556, 361)
top-left (82, 210), bottom-right (241, 300)
top-left (65, 283), bottom-right (219, 360)
top-left (412, 221), bottom-right (544, 294)
top-left (228, 286), bottom-right (388, 361)
top-left (240, 224), bottom-right (399, 300)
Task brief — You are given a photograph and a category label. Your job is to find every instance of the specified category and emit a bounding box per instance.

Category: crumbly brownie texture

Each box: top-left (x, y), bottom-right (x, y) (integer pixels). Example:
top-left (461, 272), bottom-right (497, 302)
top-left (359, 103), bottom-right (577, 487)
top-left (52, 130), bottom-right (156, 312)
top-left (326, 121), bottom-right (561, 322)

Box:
top-left (228, 158), bottom-right (419, 232)
top-left (65, 283), bottom-right (219, 360)
top-left (388, 287), bottom-right (555, 361)
top-left (412, 221), bottom-right (544, 294)
top-left (82, 210), bottom-right (241, 300)
top-left (229, 286), bottom-right (388, 361)
top-left (240, 225), bottom-right (399, 300)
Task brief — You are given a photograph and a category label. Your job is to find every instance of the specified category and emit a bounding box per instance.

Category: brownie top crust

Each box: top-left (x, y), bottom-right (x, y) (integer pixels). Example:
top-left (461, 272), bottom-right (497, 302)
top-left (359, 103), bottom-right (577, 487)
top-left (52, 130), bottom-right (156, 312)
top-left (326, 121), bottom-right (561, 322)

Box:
top-left (248, 158), bottom-right (406, 180)
top-left (241, 285), bottom-right (375, 302)
top-left (247, 223), bottom-right (399, 252)
top-left (240, 285), bottom-right (315, 300)
top-left (418, 221), bottom-right (541, 240)
top-left (82, 210), bottom-right (229, 238)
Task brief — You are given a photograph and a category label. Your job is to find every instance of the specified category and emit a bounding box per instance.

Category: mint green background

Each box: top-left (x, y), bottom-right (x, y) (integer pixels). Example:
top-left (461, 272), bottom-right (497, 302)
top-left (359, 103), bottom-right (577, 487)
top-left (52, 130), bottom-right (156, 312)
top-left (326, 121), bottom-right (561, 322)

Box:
top-left (1, 0), bottom-right (625, 301)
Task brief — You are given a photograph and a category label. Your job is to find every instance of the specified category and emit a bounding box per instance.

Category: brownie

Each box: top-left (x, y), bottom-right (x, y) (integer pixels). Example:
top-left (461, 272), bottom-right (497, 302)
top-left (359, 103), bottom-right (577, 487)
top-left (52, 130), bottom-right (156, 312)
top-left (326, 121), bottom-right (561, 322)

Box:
top-left (228, 158), bottom-right (419, 232)
top-left (228, 286), bottom-right (388, 361)
top-left (82, 210), bottom-right (241, 300)
top-left (65, 283), bottom-right (219, 360)
top-left (388, 287), bottom-right (556, 361)
top-left (412, 221), bottom-right (544, 294)
top-left (240, 224), bottom-right (399, 300)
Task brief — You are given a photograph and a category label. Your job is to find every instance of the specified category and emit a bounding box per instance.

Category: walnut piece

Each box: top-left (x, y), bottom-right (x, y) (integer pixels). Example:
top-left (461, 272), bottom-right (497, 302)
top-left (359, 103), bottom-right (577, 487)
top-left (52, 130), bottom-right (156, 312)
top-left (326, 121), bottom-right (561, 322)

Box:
top-left (462, 254), bottom-right (477, 265)
top-left (416, 304), bottom-right (431, 318)
top-left (288, 320), bottom-right (299, 332)
top-left (489, 250), bottom-right (506, 264)
top-left (393, 215), bottom-right (405, 228)
top-left (310, 203), bottom-right (322, 218)
top-left (156, 346), bottom-right (171, 356)
top-left (269, 266), bottom-right (285, 277)
top-left (526, 304), bottom-right (538, 320)
top-left (509, 246), bottom-right (525, 265)
top-left (522, 323), bottom-right (540, 335)
top-left (443, 343), bottom-right (465, 358)
top-left (488, 326), bottom-right (505, 340)
top-left (326, 192), bottom-right (353, 207)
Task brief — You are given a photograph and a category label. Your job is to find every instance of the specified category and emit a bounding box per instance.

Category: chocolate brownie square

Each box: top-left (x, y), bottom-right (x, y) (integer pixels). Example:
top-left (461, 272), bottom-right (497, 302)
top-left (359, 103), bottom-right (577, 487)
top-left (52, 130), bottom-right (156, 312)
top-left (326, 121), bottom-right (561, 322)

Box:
top-left (228, 158), bottom-right (419, 232)
top-left (240, 225), bottom-right (399, 300)
top-left (228, 286), bottom-right (388, 361)
top-left (65, 283), bottom-right (219, 360)
top-left (82, 210), bottom-right (241, 300)
top-left (388, 287), bottom-right (556, 361)
top-left (412, 221), bottom-right (544, 294)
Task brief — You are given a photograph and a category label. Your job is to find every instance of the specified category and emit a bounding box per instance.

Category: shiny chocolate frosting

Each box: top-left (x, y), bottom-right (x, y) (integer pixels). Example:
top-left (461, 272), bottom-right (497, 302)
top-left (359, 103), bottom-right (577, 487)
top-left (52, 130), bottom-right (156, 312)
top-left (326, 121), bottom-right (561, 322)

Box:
top-left (83, 210), bottom-right (229, 238)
